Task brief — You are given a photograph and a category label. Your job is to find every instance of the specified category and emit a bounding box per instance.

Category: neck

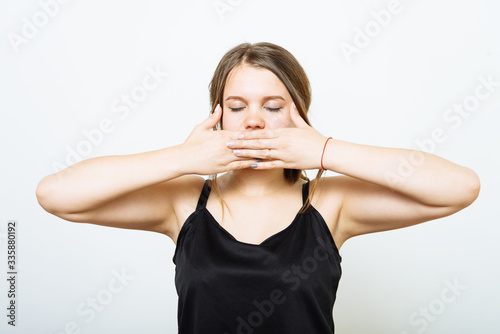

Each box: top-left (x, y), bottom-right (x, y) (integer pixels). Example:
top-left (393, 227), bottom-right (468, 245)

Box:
top-left (221, 168), bottom-right (290, 197)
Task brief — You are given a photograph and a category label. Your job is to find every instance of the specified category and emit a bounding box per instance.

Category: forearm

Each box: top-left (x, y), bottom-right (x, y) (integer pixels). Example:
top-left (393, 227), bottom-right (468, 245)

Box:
top-left (36, 144), bottom-right (188, 214)
top-left (323, 139), bottom-right (480, 208)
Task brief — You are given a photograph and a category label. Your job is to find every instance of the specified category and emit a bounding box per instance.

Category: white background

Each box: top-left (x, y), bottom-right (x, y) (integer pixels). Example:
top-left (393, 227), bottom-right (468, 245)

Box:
top-left (1, 0), bottom-right (499, 333)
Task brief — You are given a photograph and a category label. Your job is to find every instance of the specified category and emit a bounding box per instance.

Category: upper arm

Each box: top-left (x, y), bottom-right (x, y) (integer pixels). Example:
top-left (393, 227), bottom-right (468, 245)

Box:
top-left (319, 175), bottom-right (472, 241)
top-left (45, 175), bottom-right (205, 238)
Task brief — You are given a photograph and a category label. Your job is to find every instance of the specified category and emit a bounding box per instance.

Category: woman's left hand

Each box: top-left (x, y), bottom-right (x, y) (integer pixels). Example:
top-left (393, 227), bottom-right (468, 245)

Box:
top-left (226, 103), bottom-right (328, 170)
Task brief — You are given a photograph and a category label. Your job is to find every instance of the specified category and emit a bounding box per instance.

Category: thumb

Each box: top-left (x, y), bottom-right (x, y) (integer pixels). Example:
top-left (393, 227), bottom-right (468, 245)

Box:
top-left (290, 103), bottom-right (309, 128)
top-left (202, 104), bottom-right (222, 130)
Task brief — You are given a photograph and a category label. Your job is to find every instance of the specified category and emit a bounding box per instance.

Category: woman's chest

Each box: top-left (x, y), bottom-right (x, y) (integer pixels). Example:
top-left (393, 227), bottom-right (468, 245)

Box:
top-left (206, 196), bottom-right (302, 245)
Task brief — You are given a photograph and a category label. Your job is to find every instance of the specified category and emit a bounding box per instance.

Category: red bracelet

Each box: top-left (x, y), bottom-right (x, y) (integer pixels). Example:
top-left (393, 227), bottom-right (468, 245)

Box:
top-left (321, 137), bottom-right (333, 171)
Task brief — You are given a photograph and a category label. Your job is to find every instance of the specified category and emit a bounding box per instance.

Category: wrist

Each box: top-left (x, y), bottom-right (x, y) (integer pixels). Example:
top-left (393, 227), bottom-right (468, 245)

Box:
top-left (320, 137), bottom-right (333, 171)
top-left (321, 138), bottom-right (350, 173)
top-left (162, 144), bottom-right (192, 177)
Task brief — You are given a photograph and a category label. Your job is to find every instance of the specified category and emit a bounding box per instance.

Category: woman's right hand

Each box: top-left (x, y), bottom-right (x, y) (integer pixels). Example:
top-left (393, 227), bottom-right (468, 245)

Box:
top-left (181, 105), bottom-right (258, 175)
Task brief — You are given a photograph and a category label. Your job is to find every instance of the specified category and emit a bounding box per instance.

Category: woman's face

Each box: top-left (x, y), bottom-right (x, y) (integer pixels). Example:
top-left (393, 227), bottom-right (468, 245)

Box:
top-left (222, 64), bottom-right (295, 131)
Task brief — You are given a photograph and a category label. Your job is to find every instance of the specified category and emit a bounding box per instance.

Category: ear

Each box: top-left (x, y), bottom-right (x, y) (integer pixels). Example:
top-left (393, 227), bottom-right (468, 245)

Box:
top-left (290, 103), bottom-right (309, 128)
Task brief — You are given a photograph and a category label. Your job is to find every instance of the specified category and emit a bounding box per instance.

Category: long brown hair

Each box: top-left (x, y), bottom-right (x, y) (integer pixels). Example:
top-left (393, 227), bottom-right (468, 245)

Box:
top-left (208, 42), bottom-right (324, 216)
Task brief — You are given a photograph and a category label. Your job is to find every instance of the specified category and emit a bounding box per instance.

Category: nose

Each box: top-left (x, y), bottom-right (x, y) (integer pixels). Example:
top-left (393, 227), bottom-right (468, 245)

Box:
top-left (243, 108), bottom-right (265, 130)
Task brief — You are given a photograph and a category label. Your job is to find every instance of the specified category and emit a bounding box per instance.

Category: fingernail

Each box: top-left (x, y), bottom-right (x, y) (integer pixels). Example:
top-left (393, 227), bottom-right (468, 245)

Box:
top-left (237, 134), bottom-right (244, 139)
top-left (226, 141), bottom-right (235, 147)
top-left (251, 163), bottom-right (258, 168)
top-left (255, 158), bottom-right (262, 162)
top-left (233, 149), bottom-right (241, 155)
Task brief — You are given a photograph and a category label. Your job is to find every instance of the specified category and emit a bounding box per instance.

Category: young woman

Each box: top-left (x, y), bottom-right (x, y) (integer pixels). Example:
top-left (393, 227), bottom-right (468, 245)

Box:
top-left (36, 42), bottom-right (480, 334)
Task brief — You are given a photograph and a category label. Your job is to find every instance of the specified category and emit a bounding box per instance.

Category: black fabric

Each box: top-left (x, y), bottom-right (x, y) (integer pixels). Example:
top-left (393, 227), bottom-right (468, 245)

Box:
top-left (173, 179), bottom-right (342, 334)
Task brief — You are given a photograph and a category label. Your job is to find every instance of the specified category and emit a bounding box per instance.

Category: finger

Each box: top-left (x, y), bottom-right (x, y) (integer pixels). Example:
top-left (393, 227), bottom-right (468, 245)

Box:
top-left (225, 159), bottom-right (264, 171)
top-left (290, 103), bottom-right (309, 128)
top-left (232, 148), bottom-right (279, 160)
top-left (226, 138), bottom-right (277, 150)
top-left (236, 129), bottom-right (277, 140)
top-left (220, 130), bottom-right (250, 141)
top-left (246, 159), bottom-right (286, 170)
top-left (200, 104), bottom-right (222, 130)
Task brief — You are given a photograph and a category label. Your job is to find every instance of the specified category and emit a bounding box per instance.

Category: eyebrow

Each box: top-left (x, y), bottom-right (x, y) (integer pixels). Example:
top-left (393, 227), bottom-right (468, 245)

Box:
top-left (225, 95), bottom-right (285, 102)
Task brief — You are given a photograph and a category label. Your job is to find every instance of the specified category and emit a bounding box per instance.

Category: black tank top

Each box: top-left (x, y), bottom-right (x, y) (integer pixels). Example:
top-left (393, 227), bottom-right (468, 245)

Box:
top-left (172, 179), bottom-right (342, 334)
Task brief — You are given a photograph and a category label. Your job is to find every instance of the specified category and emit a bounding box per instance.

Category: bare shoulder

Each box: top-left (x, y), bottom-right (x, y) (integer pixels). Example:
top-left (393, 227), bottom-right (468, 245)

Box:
top-left (310, 175), bottom-right (351, 250)
top-left (161, 175), bottom-right (206, 244)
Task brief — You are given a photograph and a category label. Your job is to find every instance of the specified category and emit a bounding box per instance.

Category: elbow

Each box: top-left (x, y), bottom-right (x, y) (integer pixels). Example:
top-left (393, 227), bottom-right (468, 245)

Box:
top-left (36, 175), bottom-right (90, 223)
top-left (456, 168), bottom-right (481, 209)
top-left (35, 175), bottom-right (60, 215)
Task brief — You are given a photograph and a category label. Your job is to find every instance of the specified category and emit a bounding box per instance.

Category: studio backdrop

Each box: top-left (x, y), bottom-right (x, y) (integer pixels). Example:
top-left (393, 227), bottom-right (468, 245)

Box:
top-left (1, 0), bottom-right (498, 333)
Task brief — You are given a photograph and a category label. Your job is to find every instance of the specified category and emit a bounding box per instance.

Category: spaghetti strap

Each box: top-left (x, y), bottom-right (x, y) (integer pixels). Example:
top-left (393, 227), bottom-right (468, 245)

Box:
top-left (195, 179), bottom-right (211, 210)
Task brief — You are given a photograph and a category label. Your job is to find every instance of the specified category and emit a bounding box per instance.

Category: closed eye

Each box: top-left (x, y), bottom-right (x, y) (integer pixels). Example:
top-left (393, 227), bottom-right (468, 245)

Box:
top-left (229, 106), bottom-right (282, 112)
